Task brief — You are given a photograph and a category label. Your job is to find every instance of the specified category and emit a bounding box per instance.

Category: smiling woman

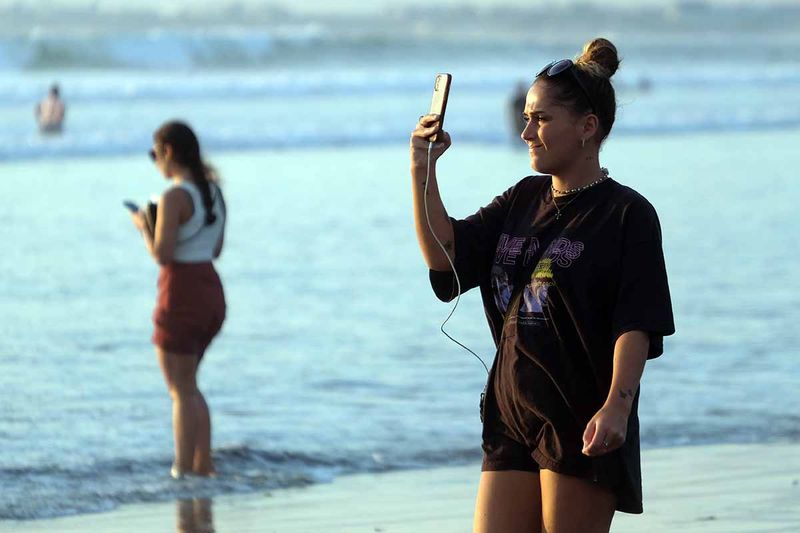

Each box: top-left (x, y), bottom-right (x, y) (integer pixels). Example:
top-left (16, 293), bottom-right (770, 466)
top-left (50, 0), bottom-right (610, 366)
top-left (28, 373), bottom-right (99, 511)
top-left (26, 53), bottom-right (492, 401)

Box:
top-left (410, 37), bottom-right (675, 533)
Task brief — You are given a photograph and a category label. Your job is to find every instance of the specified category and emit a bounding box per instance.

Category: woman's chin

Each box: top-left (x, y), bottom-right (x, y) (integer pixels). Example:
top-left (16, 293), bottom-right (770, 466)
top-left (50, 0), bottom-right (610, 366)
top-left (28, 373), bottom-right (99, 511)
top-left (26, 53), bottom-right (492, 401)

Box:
top-left (529, 159), bottom-right (548, 175)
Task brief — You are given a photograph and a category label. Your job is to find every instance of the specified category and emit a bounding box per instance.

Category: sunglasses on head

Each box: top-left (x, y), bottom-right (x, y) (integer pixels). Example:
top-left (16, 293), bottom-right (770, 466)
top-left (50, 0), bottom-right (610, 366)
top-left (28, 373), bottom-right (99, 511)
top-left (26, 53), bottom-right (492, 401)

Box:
top-left (537, 59), bottom-right (597, 115)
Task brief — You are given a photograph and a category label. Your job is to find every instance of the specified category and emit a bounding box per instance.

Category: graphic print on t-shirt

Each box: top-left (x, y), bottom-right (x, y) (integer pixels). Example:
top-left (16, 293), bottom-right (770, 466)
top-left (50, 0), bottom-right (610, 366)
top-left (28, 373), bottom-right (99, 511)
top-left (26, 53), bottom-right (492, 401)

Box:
top-left (491, 233), bottom-right (541, 314)
top-left (491, 264), bottom-right (514, 314)
top-left (519, 237), bottom-right (585, 325)
top-left (521, 257), bottom-right (553, 316)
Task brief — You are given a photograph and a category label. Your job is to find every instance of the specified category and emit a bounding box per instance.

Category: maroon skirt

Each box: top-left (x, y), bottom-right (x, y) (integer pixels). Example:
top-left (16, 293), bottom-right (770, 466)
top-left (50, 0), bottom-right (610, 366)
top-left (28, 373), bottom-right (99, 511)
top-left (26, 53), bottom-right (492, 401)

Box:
top-left (152, 262), bottom-right (226, 359)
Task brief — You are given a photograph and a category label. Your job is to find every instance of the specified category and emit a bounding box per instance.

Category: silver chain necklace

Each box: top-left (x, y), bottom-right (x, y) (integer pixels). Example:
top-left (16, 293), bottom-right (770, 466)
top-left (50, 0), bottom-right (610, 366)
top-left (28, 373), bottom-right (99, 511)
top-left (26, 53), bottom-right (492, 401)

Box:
top-left (550, 168), bottom-right (610, 220)
top-left (551, 167), bottom-right (610, 196)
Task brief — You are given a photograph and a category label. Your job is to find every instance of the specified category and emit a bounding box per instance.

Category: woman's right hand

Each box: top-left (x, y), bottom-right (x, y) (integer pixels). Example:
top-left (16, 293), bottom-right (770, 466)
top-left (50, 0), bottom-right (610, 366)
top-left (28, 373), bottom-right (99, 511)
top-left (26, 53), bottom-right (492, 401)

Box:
top-left (410, 114), bottom-right (451, 169)
top-left (130, 210), bottom-right (147, 233)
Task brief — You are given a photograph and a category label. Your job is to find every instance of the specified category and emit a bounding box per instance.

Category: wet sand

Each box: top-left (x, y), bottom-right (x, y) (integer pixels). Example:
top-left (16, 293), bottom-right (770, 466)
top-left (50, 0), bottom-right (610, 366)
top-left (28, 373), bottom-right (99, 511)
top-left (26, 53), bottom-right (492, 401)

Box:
top-left (3, 442), bottom-right (798, 532)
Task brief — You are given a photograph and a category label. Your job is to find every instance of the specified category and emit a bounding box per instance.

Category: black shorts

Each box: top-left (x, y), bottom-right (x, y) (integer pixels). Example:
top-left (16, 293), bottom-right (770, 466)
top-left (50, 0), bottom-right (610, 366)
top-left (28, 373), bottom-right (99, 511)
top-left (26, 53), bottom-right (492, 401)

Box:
top-left (481, 425), bottom-right (594, 477)
top-left (480, 410), bottom-right (644, 515)
top-left (482, 430), bottom-right (540, 472)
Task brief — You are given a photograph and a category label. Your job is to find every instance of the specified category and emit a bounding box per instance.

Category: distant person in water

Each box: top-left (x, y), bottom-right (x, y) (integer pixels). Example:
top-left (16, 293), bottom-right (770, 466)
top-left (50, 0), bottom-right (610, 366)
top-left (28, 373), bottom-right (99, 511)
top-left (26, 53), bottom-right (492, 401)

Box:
top-left (35, 84), bottom-right (66, 134)
top-left (637, 76), bottom-right (653, 93)
top-left (129, 121), bottom-right (227, 479)
top-left (508, 81), bottom-right (528, 144)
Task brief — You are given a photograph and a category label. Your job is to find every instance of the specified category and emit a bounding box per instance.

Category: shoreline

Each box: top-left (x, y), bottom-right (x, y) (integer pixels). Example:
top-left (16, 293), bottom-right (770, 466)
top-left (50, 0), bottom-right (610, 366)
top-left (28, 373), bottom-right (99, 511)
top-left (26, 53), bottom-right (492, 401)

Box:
top-left (3, 442), bottom-right (798, 532)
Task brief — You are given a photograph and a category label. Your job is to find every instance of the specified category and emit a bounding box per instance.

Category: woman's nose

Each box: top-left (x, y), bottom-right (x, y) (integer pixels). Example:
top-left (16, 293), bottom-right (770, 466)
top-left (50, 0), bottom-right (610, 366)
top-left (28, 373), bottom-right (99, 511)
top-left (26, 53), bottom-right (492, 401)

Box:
top-left (521, 121), bottom-right (535, 142)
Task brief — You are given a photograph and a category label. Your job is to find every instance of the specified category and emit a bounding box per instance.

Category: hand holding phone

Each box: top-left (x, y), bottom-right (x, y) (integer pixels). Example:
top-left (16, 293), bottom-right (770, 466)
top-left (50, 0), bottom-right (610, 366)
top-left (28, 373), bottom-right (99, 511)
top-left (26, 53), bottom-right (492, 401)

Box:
top-left (123, 200), bottom-right (139, 213)
top-left (428, 73), bottom-right (451, 142)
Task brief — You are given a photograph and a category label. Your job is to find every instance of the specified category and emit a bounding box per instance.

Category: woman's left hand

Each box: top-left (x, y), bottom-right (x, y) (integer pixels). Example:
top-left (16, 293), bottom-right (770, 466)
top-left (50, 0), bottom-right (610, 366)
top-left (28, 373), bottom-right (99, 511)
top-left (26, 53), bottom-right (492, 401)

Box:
top-left (581, 404), bottom-right (629, 456)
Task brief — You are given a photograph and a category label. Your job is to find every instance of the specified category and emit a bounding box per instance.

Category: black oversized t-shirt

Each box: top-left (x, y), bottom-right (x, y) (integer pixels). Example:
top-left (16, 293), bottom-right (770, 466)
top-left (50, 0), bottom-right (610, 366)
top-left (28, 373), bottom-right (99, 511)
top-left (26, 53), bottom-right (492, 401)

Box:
top-left (429, 175), bottom-right (675, 513)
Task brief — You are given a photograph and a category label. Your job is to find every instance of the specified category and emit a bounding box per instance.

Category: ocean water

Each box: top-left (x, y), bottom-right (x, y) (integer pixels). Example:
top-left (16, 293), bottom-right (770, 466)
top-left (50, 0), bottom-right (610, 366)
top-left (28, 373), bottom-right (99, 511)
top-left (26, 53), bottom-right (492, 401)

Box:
top-left (2, 9), bottom-right (800, 161)
top-left (1, 5), bottom-right (799, 522)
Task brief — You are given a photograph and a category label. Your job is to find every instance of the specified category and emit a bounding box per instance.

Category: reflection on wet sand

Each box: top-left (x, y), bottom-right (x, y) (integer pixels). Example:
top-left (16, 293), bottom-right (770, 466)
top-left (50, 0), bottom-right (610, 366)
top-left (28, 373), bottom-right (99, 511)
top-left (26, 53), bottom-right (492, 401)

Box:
top-left (176, 498), bottom-right (214, 533)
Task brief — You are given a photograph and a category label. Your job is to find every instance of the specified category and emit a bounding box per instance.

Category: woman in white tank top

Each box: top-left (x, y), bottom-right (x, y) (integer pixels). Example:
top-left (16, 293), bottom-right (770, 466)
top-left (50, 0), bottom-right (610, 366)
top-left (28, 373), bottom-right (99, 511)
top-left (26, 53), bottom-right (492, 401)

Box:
top-left (129, 121), bottom-right (226, 479)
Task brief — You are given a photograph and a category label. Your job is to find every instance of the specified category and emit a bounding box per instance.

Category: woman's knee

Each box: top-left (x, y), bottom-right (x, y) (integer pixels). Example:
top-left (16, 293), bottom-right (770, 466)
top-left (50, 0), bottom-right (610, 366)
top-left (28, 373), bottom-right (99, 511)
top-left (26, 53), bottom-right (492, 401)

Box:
top-left (167, 379), bottom-right (199, 400)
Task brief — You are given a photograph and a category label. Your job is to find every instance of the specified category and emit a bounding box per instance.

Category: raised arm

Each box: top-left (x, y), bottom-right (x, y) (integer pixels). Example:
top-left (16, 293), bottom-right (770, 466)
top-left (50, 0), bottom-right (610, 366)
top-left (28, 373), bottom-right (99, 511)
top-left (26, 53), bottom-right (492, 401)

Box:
top-left (410, 113), bottom-right (455, 271)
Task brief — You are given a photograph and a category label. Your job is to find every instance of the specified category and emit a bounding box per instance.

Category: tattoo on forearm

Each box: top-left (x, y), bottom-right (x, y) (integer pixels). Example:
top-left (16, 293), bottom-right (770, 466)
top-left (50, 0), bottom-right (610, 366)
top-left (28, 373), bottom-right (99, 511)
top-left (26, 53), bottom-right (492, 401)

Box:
top-left (618, 388), bottom-right (635, 401)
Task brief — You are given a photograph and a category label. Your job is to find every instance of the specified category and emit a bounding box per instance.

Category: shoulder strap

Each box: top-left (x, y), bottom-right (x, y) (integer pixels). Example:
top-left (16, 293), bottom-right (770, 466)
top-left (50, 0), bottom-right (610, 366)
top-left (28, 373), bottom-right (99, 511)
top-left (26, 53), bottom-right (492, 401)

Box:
top-left (213, 182), bottom-right (226, 219)
top-left (174, 182), bottom-right (207, 243)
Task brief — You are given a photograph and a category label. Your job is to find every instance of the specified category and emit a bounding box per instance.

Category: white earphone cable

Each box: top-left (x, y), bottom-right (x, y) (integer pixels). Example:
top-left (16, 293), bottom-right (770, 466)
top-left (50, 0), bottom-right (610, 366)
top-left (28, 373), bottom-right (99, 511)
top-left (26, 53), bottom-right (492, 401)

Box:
top-left (423, 140), bottom-right (489, 375)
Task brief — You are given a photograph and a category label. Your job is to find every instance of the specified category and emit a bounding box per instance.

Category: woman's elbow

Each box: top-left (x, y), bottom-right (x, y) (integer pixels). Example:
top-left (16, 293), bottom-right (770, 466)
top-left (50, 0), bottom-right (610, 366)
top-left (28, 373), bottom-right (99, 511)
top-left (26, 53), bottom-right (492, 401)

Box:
top-left (153, 247), bottom-right (173, 265)
top-left (434, 290), bottom-right (456, 303)
top-left (428, 258), bottom-right (453, 272)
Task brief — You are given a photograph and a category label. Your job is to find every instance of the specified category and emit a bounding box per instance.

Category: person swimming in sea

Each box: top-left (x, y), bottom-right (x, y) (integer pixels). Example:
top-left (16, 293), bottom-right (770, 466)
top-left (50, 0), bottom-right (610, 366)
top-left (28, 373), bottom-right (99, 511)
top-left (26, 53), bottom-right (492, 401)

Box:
top-left (35, 83), bottom-right (66, 135)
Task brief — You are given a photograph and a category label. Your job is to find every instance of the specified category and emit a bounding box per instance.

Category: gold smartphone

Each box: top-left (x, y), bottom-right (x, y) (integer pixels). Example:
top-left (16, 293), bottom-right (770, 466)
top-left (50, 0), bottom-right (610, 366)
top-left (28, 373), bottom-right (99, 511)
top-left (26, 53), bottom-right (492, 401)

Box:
top-left (428, 73), bottom-right (452, 142)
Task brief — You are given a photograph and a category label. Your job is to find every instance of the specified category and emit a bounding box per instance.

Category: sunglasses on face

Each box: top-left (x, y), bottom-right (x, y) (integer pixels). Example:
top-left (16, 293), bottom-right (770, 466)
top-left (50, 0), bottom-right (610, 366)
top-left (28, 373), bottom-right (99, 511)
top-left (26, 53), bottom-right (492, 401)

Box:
top-left (537, 59), bottom-right (597, 115)
top-left (148, 148), bottom-right (157, 162)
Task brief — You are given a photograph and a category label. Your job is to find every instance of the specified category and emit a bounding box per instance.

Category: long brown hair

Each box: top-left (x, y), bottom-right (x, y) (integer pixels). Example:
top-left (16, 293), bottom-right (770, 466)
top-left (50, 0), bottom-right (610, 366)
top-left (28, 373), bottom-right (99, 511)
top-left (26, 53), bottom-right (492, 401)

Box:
top-left (154, 120), bottom-right (220, 225)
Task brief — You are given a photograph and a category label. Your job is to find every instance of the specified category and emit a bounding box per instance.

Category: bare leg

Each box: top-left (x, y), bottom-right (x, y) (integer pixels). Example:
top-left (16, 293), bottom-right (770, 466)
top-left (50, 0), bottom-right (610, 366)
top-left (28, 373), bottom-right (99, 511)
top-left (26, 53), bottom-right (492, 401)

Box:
top-left (192, 391), bottom-right (215, 475)
top-left (540, 469), bottom-right (616, 533)
top-left (473, 470), bottom-right (542, 533)
top-left (157, 348), bottom-right (201, 475)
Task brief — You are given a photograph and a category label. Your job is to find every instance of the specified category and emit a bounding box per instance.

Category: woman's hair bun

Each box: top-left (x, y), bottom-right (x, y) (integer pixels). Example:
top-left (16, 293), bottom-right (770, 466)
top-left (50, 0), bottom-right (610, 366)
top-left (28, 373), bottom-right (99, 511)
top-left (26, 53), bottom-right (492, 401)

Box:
top-left (576, 38), bottom-right (620, 79)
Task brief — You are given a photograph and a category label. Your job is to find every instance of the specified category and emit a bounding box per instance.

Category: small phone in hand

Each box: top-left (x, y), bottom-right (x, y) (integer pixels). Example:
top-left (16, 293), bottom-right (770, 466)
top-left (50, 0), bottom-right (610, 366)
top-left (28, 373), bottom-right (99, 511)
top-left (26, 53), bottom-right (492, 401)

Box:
top-left (428, 73), bottom-right (452, 143)
top-left (123, 200), bottom-right (139, 213)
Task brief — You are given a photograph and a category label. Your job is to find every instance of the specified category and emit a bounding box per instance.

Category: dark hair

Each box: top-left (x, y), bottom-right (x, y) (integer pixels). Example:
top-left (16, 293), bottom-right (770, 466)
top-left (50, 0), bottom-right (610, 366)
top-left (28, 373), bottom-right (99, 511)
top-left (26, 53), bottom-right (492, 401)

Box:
top-left (154, 121), bottom-right (219, 225)
top-left (50, 84), bottom-right (60, 97)
top-left (537, 37), bottom-right (620, 144)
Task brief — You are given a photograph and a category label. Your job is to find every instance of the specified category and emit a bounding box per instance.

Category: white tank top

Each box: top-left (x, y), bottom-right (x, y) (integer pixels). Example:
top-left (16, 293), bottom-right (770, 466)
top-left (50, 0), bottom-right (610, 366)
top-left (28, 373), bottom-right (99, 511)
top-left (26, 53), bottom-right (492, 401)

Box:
top-left (171, 180), bottom-right (225, 263)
